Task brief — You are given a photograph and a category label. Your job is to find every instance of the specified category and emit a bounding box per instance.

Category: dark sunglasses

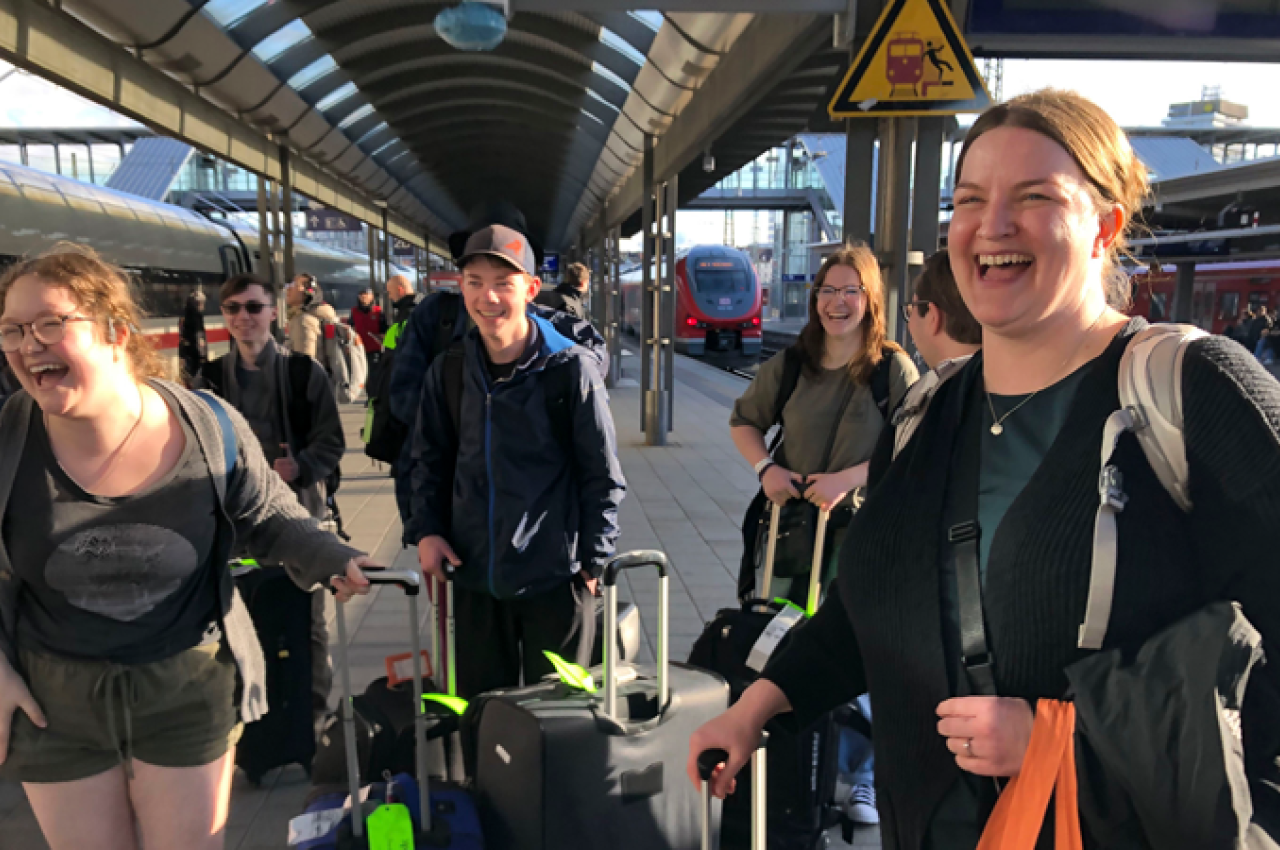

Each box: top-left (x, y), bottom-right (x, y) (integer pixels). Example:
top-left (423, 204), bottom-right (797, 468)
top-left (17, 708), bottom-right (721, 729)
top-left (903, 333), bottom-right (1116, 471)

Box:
top-left (221, 301), bottom-right (270, 315)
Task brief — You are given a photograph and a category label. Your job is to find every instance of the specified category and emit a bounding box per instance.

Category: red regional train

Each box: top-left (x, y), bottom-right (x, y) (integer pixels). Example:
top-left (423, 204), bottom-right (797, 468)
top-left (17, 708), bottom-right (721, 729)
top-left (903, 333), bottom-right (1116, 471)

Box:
top-left (1128, 259), bottom-right (1280, 334)
top-left (620, 245), bottom-right (762, 357)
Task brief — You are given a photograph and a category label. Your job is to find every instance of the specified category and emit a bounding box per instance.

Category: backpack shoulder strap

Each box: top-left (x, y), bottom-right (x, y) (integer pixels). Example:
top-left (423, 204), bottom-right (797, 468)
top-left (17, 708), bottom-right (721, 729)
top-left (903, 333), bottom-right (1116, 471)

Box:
top-left (287, 353), bottom-right (313, 440)
top-left (199, 358), bottom-right (222, 394)
top-left (891, 354), bottom-right (971, 460)
top-left (767, 345), bottom-right (804, 454)
top-left (1079, 322), bottom-right (1204, 651)
top-left (194, 390), bottom-right (238, 499)
top-left (443, 339), bottom-right (466, 438)
top-left (870, 347), bottom-right (895, 419)
top-left (432, 293), bottom-right (462, 363)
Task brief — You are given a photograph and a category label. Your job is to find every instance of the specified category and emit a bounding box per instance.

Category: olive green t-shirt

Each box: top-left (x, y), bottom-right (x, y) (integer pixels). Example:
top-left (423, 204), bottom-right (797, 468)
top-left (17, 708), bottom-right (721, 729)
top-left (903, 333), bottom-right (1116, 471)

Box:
top-left (730, 349), bottom-right (918, 476)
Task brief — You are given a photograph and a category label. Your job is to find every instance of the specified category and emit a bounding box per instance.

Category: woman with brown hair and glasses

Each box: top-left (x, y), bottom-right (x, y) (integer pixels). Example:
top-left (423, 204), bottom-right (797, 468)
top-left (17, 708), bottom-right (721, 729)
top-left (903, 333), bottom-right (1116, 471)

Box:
top-left (0, 247), bottom-right (377, 849)
top-left (730, 245), bottom-right (918, 603)
top-left (693, 89), bottom-right (1280, 848)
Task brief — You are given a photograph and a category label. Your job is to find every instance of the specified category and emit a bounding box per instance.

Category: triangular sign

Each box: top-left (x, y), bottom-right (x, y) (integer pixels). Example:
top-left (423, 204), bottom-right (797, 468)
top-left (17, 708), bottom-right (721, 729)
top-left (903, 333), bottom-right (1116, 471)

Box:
top-left (829, 0), bottom-right (992, 119)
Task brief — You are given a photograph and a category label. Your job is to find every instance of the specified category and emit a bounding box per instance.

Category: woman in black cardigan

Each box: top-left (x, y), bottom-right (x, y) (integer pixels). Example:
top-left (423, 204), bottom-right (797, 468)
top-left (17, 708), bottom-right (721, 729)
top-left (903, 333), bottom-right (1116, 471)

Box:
top-left (688, 89), bottom-right (1280, 848)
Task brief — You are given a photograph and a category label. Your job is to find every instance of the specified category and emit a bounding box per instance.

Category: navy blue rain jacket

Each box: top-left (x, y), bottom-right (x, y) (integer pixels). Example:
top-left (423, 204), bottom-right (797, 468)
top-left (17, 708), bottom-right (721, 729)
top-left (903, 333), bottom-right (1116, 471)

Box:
top-left (407, 312), bottom-right (625, 598)
top-left (389, 293), bottom-right (608, 531)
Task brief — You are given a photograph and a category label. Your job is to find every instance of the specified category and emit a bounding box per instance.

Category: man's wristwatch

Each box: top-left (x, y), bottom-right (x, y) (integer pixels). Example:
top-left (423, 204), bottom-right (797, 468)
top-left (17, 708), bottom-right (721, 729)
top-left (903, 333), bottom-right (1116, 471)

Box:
top-left (754, 457), bottom-right (775, 480)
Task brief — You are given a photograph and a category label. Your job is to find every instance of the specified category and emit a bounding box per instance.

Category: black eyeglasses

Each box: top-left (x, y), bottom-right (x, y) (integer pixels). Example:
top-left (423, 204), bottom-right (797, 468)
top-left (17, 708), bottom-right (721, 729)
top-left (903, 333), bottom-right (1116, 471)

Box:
top-left (901, 300), bottom-right (932, 322)
top-left (221, 301), bottom-right (270, 315)
top-left (0, 314), bottom-right (95, 352)
top-left (816, 285), bottom-right (867, 300)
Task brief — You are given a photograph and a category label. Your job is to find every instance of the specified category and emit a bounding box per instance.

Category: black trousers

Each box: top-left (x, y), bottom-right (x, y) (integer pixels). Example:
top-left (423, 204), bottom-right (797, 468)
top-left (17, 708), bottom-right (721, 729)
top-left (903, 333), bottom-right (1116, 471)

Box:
top-left (453, 578), bottom-right (597, 698)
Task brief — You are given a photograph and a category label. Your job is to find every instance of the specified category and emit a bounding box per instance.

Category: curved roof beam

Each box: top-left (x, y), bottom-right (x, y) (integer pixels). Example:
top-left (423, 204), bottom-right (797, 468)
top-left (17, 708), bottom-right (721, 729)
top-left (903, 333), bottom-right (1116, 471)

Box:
top-left (393, 99), bottom-right (611, 145)
top-left (322, 52), bottom-right (627, 112)
top-left (370, 78), bottom-right (615, 130)
top-left (395, 112), bottom-right (595, 146)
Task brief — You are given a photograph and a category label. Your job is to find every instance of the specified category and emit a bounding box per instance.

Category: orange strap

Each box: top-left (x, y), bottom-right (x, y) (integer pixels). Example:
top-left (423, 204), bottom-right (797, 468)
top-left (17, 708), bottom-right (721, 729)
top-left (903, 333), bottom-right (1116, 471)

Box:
top-left (976, 700), bottom-right (1083, 850)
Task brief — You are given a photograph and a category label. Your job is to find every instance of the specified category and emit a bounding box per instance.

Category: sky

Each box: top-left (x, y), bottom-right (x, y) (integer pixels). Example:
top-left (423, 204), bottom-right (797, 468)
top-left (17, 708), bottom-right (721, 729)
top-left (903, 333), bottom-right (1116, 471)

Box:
top-left (3, 55), bottom-right (1279, 248)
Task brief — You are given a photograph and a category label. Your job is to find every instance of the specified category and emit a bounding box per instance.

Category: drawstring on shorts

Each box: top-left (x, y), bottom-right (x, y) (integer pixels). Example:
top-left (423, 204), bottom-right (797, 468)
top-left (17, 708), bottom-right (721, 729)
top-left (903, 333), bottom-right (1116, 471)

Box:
top-left (92, 664), bottom-right (139, 779)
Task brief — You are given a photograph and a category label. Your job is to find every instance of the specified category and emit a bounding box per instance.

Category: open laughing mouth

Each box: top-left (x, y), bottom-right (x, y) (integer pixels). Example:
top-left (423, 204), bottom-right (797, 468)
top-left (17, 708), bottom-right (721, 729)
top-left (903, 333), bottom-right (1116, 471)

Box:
top-left (977, 253), bottom-right (1034, 280)
top-left (28, 361), bottom-right (69, 388)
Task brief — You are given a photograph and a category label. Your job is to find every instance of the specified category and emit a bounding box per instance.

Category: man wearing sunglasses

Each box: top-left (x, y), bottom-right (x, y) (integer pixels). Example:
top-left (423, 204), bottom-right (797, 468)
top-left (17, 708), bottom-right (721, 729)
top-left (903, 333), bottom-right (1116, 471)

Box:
top-left (903, 251), bottom-right (982, 372)
top-left (197, 274), bottom-right (345, 725)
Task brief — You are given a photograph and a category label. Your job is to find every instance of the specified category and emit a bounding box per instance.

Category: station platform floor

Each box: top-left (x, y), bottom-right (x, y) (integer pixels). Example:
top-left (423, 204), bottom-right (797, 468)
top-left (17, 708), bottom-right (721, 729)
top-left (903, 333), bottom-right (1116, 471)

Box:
top-left (0, 350), bottom-right (879, 849)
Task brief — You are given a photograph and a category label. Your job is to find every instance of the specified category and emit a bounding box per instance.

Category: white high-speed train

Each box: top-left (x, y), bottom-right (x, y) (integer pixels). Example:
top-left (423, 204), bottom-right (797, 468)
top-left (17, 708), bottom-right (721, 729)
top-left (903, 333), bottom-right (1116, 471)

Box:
top-left (0, 160), bottom-right (411, 356)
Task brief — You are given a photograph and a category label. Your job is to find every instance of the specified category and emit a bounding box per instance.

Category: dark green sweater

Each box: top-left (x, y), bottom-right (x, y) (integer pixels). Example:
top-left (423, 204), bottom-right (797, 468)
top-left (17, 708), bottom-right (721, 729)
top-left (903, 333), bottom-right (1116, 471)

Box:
top-left (763, 321), bottom-right (1280, 849)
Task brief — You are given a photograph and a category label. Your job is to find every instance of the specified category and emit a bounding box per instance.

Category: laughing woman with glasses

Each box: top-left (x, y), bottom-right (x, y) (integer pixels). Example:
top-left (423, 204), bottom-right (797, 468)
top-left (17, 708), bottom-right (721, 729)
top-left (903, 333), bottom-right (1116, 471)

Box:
top-left (0, 248), bottom-right (378, 850)
top-left (730, 244), bottom-right (918, 601)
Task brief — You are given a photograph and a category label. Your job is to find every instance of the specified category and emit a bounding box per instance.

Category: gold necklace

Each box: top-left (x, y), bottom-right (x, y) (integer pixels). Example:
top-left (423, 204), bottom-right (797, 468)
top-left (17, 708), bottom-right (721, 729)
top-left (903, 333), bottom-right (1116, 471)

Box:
top-left (986, 310), bottom-right (1105, 437)
top-left (49, 383), bottom-right (147, 489)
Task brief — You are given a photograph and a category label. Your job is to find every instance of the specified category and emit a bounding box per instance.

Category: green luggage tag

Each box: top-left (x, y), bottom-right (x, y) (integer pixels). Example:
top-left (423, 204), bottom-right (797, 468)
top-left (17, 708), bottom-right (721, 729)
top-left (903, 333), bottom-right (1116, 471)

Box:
top-left (423, 693), bottom-right (469, 714)
top-left (366, 802), bottom-right (415, 850)
top-left (543, 650), bottom-right (597, 692)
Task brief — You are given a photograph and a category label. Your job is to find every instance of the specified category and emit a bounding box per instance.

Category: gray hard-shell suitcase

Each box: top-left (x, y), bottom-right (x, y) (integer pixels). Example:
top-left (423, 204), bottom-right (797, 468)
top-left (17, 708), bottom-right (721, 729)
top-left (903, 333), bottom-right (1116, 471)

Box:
top-left (470, 550), bottom-right (731, 850)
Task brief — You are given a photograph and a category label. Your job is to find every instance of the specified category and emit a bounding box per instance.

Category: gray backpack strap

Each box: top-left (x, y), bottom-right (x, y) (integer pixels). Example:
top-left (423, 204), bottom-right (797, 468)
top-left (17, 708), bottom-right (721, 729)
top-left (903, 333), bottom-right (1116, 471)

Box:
top-left (891, 354), bottom-right (972, 459)
top-left (1079, 323), bottom-right (1205, 650)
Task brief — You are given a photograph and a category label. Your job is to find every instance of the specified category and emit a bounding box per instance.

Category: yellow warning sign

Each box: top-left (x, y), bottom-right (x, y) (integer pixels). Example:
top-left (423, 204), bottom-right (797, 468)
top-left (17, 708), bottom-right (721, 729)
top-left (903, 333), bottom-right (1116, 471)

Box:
top-left (829, 0), bottom-right (992, 119)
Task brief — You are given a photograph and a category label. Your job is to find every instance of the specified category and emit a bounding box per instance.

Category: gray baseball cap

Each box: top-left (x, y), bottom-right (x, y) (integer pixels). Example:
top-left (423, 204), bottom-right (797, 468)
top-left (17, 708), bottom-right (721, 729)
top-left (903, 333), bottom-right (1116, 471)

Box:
top-left (458, 224), bottom-right (538, 277)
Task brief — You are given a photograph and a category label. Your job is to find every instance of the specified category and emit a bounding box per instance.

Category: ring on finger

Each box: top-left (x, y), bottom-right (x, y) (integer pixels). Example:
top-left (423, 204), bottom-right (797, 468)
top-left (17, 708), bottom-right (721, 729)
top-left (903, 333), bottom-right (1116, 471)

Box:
top-left (963, 738), bottom-right (973, 756)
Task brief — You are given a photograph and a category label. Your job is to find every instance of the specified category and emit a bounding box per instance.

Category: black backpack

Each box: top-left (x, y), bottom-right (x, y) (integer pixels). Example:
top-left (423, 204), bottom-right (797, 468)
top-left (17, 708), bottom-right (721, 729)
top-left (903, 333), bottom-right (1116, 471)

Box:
top-left (735, 346), bottom-right (896, 600)
top-left (200, 354), bottom-right (348, 540)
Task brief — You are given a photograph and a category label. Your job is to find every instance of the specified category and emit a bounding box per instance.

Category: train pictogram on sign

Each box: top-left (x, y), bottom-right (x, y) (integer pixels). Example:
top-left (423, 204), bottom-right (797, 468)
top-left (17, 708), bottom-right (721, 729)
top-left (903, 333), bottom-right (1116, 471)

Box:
top-left (829, 0), bottom-right (991, 118)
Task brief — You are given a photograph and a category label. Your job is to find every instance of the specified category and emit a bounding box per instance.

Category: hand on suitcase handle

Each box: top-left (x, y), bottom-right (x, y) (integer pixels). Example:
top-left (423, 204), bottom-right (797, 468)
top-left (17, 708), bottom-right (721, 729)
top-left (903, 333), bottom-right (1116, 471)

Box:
top-left (330, 559), bottom-right (418, 601)
top-left (696, 748), bottom-right (730, 782)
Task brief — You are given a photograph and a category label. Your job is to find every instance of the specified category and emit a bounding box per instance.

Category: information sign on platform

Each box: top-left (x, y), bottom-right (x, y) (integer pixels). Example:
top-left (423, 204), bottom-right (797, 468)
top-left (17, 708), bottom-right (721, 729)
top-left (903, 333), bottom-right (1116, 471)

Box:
top-left (306, 208), bottom-right (362, 232)
top-left (829, 0), bottom-right (991, 119)
top-left (392, 237), bottom-right (414, 258)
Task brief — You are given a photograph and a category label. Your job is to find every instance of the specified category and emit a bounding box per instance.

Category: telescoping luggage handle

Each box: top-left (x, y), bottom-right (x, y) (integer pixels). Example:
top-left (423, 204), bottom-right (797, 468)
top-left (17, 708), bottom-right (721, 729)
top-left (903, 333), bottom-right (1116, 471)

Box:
top-left (330, 567), bottom-right (433, 842)
top-left (601, 550), bottom-right (670, 721)
top-left (697, 735), bottom-right (768, 850)
top-left (760, 502), bottom-right (831, 617)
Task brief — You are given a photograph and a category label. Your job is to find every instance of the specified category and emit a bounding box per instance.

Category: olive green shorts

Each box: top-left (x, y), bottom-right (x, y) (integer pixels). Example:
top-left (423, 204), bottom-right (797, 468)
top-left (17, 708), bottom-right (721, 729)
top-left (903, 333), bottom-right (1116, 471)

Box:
top-left (2, 642), bottom-right (242, 784)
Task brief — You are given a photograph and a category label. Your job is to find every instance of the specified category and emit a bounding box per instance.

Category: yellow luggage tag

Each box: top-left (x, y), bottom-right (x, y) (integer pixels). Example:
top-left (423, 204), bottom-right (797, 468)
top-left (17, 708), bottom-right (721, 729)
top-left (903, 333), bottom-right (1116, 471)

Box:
top-left (365, 802), bottom-right (415, 850)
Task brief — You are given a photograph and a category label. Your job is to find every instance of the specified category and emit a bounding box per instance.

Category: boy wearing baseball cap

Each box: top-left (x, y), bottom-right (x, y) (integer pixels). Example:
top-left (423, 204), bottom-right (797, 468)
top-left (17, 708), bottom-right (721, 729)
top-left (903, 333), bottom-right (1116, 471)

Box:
top-left (407, 225), bottom-right (627, 696)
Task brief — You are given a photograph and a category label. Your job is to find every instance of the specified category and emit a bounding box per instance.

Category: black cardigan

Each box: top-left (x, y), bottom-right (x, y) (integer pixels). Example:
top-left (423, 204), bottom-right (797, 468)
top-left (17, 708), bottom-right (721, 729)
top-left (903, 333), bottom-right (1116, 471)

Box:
top-left (763, 320), bottom-right (1280, 850)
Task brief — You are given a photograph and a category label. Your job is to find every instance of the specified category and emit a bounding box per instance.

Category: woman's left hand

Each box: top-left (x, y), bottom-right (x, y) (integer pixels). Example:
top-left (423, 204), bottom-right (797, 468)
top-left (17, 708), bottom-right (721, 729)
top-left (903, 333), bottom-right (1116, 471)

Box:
top-left (330, 557), bottom-right (375, 603)
top-left (803, 463), bottom-right (866, 511)
top-left (936, 697), bottom-right (1035, 777)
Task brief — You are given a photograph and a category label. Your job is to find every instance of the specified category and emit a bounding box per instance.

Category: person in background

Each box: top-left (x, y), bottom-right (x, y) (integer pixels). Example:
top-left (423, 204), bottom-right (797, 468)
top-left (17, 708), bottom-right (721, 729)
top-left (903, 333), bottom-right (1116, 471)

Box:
top-left (285, 274), bottom-right (339, 362)
top-left (199, 274), bottom-right (346, 725)
top-left (534, 261), bottom-right (591, 323)
top-left (905, 250), bottom-right (983, 371)
top-left (408, 225), bottom-right (625, 698)
top-left (348, 287), bottom-right (385, 371)
top-left (177, 290), bottom-right (207, 388)
top-left (0, 247), bottom-right (376, 850)
top-left (386, 274), bottom-right (422, 327)
top-left (689, 88), bottom-right (1280, 848)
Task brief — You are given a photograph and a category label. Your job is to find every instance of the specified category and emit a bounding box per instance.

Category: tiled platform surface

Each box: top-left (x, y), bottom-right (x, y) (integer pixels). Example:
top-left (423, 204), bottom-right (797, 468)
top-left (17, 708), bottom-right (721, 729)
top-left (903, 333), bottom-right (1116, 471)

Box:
top-left (0, 350), bottom-right (879, 849)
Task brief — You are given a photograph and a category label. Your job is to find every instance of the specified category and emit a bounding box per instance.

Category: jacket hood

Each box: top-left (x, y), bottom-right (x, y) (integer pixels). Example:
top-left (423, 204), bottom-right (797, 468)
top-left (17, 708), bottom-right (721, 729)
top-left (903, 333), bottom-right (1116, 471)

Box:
top-left (307, 303), bottom-right (339, 323)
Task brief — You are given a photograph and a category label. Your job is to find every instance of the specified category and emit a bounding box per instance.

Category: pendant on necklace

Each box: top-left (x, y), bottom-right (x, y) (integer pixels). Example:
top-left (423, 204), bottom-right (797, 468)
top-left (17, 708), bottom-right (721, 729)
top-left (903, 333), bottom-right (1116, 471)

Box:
top-left (990, 422), bottom-right (1005, 436)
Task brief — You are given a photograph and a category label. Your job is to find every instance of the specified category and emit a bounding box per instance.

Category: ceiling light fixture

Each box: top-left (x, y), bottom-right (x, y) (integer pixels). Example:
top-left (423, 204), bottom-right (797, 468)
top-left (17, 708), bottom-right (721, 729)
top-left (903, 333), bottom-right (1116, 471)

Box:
top-left (435, 1), bottom-right (508, 52)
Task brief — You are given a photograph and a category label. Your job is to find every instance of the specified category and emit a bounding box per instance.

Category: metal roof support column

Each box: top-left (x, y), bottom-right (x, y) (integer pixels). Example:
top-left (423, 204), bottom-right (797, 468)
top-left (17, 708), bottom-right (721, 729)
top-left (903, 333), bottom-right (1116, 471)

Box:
top-left (592, 218), bottom-right (607, 348)
top-left (1172, 261), bottom-right (1195, 324)
top-left (267, 178), bottom-right (282, 284)
top-left (912, 118), bottom-right (944, 257)
top-left (366, 225), bottom-right (378, 292)
top-left (53, 142), bottom-right (61, 176)
top-left (279, 144), bottom-right (295, 284)
top-left (642, 132), bottom-right (666, 446)
top-left (663, 173), bottom-right (677, 434)
top-left (876, 117), bottom-right (917, 343)
top-left (381, 206), bottom-right (391, 300)
top-left (255, 174), bottom-right (272, 283)
top-left (608, 222), bottom-right (622, 389)
top-left (86, 147), bottom-right (95, 184)
top-left (19, 142), bottom-right (26, 167)
top-left (843, 119), bottom-right (876, 244)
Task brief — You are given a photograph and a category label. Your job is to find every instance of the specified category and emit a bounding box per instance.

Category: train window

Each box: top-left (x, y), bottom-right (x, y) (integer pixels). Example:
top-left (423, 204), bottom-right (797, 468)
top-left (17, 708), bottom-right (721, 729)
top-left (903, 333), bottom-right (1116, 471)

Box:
top-left (219, 246), bottom-right (243, 279)
top-left (690, 267), bottom-right (751, 293)
top-left (1219, 292), bottom-right (1240, 320)
top-left (1249, 292), bottom-right (1269, 311)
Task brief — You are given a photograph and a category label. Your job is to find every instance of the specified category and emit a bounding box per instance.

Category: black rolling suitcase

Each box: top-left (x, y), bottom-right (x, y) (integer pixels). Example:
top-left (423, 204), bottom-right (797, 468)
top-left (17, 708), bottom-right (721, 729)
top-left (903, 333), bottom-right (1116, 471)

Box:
top-left (469, 550), bottom-right (731, 850)
top-left (327, 568), bottom-right (484, 848)
top-left (688, 504), bottom-right (841, 850)
top-left (234, 565), bottom-right (316, 785)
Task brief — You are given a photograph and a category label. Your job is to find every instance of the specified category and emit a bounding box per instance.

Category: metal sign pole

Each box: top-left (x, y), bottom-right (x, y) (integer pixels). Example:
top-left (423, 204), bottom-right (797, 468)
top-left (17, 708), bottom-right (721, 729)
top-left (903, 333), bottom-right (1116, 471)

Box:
top-left (663, 174), bottom-right (677, 434)
top-left (641, 133), bottom-right (655, 437)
